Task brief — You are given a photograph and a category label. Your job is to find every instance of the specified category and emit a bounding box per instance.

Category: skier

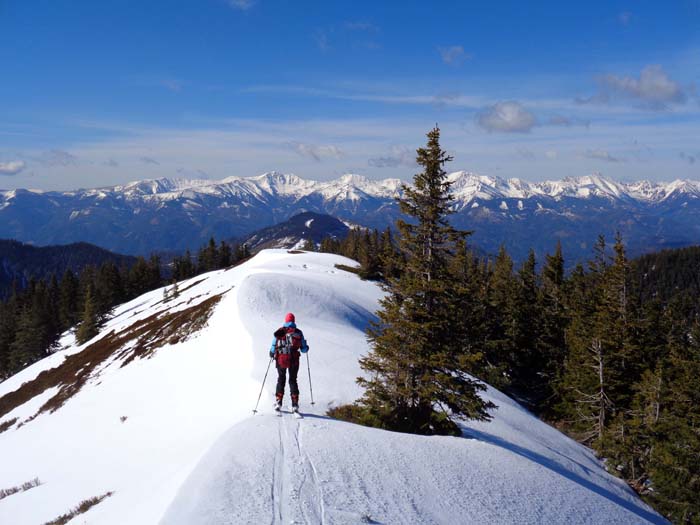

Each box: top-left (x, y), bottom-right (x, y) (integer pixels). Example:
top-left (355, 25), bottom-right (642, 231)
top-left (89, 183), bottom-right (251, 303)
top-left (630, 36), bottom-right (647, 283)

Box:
top-left (270, 312), bottom-right (309, 413)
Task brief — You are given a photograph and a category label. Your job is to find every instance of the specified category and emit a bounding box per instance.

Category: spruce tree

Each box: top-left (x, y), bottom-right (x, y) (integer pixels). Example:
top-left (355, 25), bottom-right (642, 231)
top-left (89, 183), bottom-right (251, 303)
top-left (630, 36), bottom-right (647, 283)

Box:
top-left (76, 286), bottom-right (100, 345)
top-left (58, 269), bottom-right (80, 331)
top-left (509, 249), bottom-right (542, 399)
top-left (378, 227), bottom-right (402, 280)
top-left (219, 241), bottom-right (232, 268)
top-left (537, 241), bottom-right (567, 413)
top-left (647, 317), bottom-right (700, 523)
top-left (358, 127), bottom-right (494, 435)
top-left (198, 237), bottom-right (219, 272)
top-left (484, 245), bottom-right (517, 387)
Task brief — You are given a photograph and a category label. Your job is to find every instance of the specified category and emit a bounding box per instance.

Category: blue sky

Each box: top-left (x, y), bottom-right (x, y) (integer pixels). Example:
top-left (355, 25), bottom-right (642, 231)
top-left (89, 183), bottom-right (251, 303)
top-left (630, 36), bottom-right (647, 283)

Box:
top-left (1, 0), bottom-right (699, 190)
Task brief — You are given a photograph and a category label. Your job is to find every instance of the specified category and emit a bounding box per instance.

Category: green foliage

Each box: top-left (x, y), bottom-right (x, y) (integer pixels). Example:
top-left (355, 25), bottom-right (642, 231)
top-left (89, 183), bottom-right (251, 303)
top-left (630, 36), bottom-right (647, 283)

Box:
top-left (75, 287), bottom-right (99, 345)
top-left (356, 127), bottom-right (494, 435)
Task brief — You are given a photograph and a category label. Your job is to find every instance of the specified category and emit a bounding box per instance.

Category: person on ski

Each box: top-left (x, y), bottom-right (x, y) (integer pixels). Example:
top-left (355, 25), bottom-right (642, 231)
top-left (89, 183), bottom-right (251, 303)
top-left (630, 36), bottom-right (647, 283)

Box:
top-left (269, 312), bottom-right (309, 413)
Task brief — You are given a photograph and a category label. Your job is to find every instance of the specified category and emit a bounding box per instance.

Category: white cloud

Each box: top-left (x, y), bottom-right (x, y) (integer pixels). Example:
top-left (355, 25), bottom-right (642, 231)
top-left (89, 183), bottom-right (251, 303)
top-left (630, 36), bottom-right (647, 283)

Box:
top-left (368, 146), bottom-right (416, 168)
top-left (289, 142), bottom-right (343, 161)
top-left (599, 65), bottom-right (687, 108)
top-left (438, 45), bottom-right (471, 66)
top-left (545, 150), bottom-right (558, 160)
top-left (477, 101), bottom-right (536, 133)
top-left (227, 0), bottom-right (256, 10)
top-left (584, 149), bottom-right (623, 163)
top-left (0, 160), bottom-right (26, 175)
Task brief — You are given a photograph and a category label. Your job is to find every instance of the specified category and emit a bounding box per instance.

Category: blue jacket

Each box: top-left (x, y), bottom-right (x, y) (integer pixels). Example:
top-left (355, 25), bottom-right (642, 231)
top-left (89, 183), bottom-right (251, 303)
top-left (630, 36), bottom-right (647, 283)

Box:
top-left (269, 321), bottom-right (309, 357)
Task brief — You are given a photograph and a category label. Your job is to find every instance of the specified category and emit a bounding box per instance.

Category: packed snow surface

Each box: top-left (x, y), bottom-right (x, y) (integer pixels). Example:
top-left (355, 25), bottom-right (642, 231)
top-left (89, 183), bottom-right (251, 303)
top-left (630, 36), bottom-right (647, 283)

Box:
top-left (0, 251), bottom-right (665, 524)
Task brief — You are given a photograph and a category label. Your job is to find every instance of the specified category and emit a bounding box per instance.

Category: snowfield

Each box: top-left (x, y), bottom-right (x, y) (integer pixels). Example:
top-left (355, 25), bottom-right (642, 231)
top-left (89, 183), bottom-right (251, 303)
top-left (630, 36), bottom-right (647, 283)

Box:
top-left (0, 250), bottom-right (666, 524)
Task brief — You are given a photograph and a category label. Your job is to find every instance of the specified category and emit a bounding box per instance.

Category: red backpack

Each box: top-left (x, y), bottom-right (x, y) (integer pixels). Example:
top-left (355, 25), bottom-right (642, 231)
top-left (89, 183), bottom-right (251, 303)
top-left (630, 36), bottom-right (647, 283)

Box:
top-left (274, 326), bottom-right (303, 368)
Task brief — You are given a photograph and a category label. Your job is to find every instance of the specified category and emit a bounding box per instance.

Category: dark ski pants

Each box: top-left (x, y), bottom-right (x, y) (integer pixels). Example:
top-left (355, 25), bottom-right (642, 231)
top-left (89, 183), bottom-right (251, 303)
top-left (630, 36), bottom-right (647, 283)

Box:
top-left (276, 361), bottom-right (300, 400)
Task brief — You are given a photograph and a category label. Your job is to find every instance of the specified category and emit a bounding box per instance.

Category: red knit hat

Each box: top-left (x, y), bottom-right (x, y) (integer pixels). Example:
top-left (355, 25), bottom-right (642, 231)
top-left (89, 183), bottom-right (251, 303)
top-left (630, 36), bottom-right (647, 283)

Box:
top-left (285, 312), bottom-right (295, 323)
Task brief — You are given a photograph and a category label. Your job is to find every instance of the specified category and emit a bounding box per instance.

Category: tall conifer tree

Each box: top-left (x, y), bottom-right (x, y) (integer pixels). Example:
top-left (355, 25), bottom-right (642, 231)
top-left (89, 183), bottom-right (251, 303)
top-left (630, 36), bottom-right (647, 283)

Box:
top-left (358, 127), bottom-right (493, 435)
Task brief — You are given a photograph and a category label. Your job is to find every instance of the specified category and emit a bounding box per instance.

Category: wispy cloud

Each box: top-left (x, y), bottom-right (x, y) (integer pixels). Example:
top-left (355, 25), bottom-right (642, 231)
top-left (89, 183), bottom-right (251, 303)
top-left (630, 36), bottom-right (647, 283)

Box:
top-left (14, 113), bottom-right (700, 191)
top-left (0, 160), bottom-right (26, 175)
top-left (438, 45), bottom-right (471, 66)
top-left (368, 146), bottom-right (416, 168)
top-left (177, 167), bottom-right (210, 179)
top-left (584, 149), bottom-right (623, 163)
top-left (546, 114), bottom-right (590, 128)
top-left (241, 84), bottom-right (487, 108)
top-left (314, 29), bottom-right (331, 52)
top-left (227, 0), bottom-right (256, 10)
top-left (160, 78), bottom-right (183, 92)
top-left (140, 156), bottom-right (160, 165)
top-left (103, 159), bottom-right (119, 167)
top-left (289, 142), bottom-right (343, 161)
top-left (580, 65), bottom-right (688, 110)
top-left (618, 11), bottom-right (632, 26)
top-left (680, 152), bottom-right (696, 165)
top-left (345, 21), bottom-right (379, 33)
top-left (515, 149), bottom-right (536, 161)
top-left (36, 149), bottom-right (78, 166)
top-left (476, 101), bottom-right (536, 133)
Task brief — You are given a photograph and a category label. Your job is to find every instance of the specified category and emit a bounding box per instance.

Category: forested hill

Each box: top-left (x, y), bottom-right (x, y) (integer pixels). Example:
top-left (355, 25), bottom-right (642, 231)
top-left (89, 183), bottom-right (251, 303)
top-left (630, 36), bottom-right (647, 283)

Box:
top-left (631, 245), bottom-right (700, 306)
top-left (0, 240), bottom-right (136, 299)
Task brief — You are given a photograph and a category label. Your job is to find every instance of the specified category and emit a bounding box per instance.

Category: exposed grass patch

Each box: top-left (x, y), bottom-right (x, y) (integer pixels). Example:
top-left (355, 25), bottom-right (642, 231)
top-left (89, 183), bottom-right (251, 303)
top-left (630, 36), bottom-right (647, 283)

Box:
top-left (0, 477), bottom-right (41, 501)
top-left (43, 491), bottom-right (113, 525)
top-left (0, 293), bottom-right (224, 420)
top-left (0, 417), bottom-right (18, 433)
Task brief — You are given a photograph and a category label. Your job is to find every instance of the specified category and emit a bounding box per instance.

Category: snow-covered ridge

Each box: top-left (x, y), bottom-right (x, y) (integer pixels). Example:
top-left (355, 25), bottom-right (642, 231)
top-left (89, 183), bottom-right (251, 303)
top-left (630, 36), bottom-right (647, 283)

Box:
top-left (0, 250), bottom-right (666, 524)
top-left (4, 171), bottom-right (697, 206)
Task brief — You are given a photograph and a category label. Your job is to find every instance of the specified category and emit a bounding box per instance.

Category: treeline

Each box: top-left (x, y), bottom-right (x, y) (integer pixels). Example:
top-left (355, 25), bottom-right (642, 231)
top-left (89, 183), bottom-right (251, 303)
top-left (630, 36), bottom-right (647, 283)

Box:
top-left (0, 239), bottom-right (136, 300)
top-left (0, 238), bottom-right (250, 380)
top-left (318, 228), bottom-right (402, 281)
top-left (317, 228), bottom-right (700, 523)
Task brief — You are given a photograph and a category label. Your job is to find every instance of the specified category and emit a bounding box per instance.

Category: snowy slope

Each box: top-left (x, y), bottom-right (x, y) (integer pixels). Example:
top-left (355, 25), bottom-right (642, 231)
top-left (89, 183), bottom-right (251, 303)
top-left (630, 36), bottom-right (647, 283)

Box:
top-left (0, 251), bottom-right (665, 524)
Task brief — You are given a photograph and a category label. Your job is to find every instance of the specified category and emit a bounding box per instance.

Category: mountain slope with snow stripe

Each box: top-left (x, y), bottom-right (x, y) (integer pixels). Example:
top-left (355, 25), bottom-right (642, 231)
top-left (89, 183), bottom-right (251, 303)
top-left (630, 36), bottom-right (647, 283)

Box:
top-left (0, 250), bottom-right (666, 524)
top-left (3, 171), bottom-right (700, 205)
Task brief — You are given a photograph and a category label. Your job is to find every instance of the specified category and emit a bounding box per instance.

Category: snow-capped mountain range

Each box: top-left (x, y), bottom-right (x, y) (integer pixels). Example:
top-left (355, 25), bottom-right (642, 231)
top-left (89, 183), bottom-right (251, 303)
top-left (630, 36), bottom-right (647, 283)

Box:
top-left (2, 171), bottom-right (700, 263)
top-left (0, 250), bottom-right (666, 524)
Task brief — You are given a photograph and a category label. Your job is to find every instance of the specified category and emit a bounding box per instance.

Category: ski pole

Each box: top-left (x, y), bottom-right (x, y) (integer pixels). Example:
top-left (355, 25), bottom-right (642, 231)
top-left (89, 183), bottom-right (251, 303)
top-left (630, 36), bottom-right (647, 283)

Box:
top-left (306, 352), bottom-right (315, 406)
top-left (252, 356), bottom-right (274, 414)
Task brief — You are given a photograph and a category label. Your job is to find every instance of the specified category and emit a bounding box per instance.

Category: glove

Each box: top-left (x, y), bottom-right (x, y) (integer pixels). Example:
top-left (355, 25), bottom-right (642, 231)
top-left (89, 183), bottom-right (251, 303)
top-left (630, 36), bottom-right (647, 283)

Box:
top-left (269, 351), bottom-right (275, 359)
top-left (301, 346), bottom-right (309, 354)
